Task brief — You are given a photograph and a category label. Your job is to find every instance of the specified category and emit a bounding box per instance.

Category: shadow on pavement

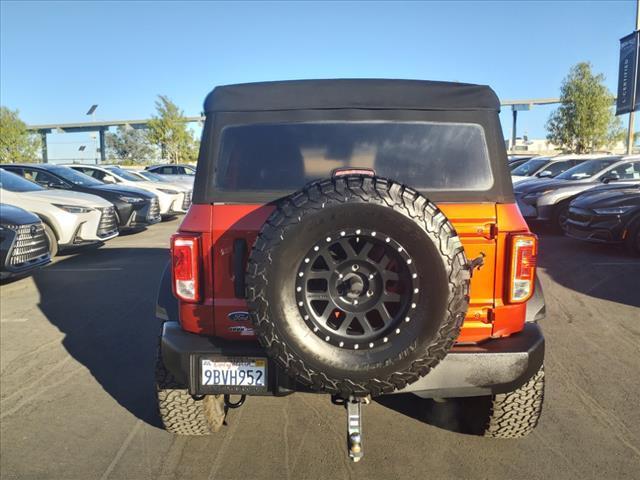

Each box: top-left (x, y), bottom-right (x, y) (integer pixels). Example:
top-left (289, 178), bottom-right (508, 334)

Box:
top-left (376, 394), bottom-right (491, 435)
top-left (530, 225), bottom-right (640, 308)
top-left (31, 246), bottom-right (169, 428)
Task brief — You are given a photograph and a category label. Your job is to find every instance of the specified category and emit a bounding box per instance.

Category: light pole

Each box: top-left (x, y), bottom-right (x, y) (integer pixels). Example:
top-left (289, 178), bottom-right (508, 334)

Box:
top-left (86, 104), bottom-right (98, 164)
top-left (78, 145), bottom-right (86, 163)
top-left (628, 0), bottom-right (640, 154)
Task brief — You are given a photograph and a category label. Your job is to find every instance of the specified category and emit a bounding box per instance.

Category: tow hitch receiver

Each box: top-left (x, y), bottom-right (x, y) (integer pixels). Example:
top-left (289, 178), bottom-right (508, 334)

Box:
top-left (333, 395), bottom-right (370, 462)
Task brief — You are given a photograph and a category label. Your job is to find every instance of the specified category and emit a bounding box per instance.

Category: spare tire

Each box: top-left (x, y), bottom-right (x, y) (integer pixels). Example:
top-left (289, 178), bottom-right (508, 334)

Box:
top-left (246, 175), bottom-right (470, 397)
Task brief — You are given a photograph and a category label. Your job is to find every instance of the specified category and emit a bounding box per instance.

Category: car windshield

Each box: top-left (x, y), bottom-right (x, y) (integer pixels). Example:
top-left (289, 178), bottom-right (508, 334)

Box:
top-left (50, 166), bottom-right (103, 186)
top-left (216, 121), bottom-right (493, 191)
top-left (556, 158), bottom-right (619, 180)
top-left (135, 171), bottom-right (164, 182)
top-left (541, 160), bottom-right (579, 177)
top-left (511, 158), bottom-right (548, 176)
top-left (108, 167), bottom-right (142, 182)
top-left (0, 169), bottom-right (44, 192)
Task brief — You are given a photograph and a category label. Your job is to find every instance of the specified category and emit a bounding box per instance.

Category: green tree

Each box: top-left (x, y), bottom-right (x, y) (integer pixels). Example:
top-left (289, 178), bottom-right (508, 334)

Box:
top-left (546, 62), bottom-right (623, 153)
top-left (105, 126), bottom-right (156, 164)
top-left (0, 106), bottom-right (40, 163)
top-left (147, 95), bottom-right (198, 163)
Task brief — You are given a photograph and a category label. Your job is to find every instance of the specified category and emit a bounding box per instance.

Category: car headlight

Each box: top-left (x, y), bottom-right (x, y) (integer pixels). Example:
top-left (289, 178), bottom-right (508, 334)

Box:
top-left (0, 224), bottom-right (20, 231)
top-left (593, 206), bottom-right (634, 215)
top-left (157, 188), bottom-right (179, 195)
top-left (118, 195), bottom-right (145, 204)
top-left (523, 189), bottom-right (554, 200)
top-left (53, 204), bottom-right (94, 213)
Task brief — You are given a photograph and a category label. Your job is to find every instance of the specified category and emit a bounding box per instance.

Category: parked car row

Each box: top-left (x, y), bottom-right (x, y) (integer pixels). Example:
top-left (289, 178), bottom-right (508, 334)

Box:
top-left (0, 163), bottom-right (196, 279)
top-left (510, 154), bottom-right (640, 254)
top-left (563, 183), bottom-right (640, 253)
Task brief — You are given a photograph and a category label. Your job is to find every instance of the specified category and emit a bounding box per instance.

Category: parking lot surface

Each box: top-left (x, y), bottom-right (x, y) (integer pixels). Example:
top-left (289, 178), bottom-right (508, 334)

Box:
top-left (1, 218), bottom-right (639, 480)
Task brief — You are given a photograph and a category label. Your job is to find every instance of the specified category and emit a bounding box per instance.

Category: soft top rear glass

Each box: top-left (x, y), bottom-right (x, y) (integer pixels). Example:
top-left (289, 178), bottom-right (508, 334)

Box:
top-left (214, 121), bottom-right (494, 192)
top-left (192, 108), bottom-right (514, 204)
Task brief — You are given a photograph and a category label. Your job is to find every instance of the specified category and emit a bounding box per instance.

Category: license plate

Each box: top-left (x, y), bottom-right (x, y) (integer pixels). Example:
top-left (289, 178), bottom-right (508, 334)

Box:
top-left (201, 358), bottom-right (266, 388)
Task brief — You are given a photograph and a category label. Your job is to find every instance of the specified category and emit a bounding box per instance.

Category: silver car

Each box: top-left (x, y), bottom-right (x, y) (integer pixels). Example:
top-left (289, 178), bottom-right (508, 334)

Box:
top-left (515, 156), bottom-right (640, 228)
top-left (144, 164), bottom-right (195, 186)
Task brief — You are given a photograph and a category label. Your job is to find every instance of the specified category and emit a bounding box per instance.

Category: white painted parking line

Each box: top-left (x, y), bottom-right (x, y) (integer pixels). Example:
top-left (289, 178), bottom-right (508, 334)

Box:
top-left (0, 318), bottom-right (28, 323)
top-left (99, 420), bottom-right (143, 480)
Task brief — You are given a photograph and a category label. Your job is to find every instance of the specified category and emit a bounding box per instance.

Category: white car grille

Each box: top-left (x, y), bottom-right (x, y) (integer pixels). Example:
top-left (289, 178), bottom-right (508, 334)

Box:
top-left (148, 197), bottom-right (161, 221)
top-left (182, 190), bottom-right (192, 210)
top-left (97, 206), bottom-right (118, 238)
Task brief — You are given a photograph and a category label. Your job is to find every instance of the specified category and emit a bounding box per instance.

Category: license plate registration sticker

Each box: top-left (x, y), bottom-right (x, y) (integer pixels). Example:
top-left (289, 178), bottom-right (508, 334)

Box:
top-left (201, 358), bottom-right (266, 387)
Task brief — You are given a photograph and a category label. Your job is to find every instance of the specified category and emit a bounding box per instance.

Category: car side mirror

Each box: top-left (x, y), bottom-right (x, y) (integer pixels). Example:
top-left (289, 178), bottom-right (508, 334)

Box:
top-left (537, 170), bottom-right (552, 178)
top-left (601, 175), bottom-right (617, 184)
top-left (103, 175), bottom-right (117, 184)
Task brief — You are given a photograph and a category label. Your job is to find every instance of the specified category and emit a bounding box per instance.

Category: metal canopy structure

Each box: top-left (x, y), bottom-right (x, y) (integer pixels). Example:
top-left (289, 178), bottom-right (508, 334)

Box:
top-left (27, 116), bottom-right (204, 163)
top-left (26, 100), bottom-right (558, 163)
top-left (500, 98), bottom-right (561, 148)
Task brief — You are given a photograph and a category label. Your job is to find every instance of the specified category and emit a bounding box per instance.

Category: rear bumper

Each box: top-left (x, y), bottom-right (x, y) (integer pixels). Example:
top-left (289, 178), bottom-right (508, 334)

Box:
top-left (160, 321), bottom-right (545, 399)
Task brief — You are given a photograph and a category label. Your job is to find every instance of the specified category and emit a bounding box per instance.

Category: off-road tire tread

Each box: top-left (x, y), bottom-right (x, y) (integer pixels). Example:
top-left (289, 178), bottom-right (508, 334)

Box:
top-left (246, 176), bottom-right (470, 397)
top-left (155, 350), bottom-right (225, 435)
top-left (484, 366), bottom-right (545, 438)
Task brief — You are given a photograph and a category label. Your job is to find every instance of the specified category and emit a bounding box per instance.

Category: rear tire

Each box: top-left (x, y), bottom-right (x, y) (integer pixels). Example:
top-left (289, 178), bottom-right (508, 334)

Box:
top-left (552, 202), bottom-right (570, 232)
top-left (43, 223), bottom-right (59, 257)
top-left (156, 350), bottom-right (226, 435)
top-left (482, 365), bottom-right (545, 438)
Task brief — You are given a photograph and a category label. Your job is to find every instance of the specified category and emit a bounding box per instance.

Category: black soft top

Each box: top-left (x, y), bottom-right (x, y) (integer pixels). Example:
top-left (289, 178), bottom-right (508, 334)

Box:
top-left (204, 79), bottom-right (500, 113)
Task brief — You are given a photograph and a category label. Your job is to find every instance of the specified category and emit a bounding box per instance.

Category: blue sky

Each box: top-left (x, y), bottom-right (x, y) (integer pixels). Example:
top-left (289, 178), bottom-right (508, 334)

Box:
top-left (0, 0), bottom-right (635, 161)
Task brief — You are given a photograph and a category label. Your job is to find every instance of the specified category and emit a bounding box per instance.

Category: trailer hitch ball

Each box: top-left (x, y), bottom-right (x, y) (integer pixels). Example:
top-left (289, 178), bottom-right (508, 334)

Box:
top-left (349, 433), bottom-right (362, 455)
top-left (345, 396), bottom-right (368, 462)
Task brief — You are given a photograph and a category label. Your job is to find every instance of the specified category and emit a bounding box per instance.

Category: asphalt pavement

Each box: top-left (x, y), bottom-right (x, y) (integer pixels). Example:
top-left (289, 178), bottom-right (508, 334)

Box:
top-left (1, 218), bottom-right (639, 480)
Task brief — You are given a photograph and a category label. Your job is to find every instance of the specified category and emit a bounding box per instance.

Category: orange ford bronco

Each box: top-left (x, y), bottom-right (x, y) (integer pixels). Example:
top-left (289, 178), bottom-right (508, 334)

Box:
top-left (155, 79), bottom-right (545, 461)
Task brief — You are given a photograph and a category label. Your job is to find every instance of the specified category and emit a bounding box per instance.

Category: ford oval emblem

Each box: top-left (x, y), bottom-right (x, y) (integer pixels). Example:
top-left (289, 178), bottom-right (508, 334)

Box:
top-left (228, 311), bottom-right (250, 322)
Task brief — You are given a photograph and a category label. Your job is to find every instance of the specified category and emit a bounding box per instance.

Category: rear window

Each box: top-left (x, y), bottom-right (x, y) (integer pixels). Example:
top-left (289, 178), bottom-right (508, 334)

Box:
top-left (215, 122), bottom-right (493, 192)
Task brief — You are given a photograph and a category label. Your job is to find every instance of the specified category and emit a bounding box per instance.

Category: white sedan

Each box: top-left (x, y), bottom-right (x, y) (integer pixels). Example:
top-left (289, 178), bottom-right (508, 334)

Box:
top-left (67, 165), bottom-right (189, 218)
top-left (0, 169), bottom-right (118, 256)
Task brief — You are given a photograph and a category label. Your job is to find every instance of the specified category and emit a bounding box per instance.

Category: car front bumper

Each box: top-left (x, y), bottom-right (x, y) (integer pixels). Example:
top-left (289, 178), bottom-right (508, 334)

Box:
top-left (160, 321), bottom-right (545, 399)
top-left (516, 198), bottom-right (537, 218)
top-left (125, 200), bottom-right (162, 228)
top-left (563, 210), bottom-right (626, 244)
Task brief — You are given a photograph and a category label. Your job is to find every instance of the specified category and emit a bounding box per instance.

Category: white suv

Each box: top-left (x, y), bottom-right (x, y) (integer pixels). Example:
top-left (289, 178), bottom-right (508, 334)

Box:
top-left (0, 169), bottom-right (118, 256)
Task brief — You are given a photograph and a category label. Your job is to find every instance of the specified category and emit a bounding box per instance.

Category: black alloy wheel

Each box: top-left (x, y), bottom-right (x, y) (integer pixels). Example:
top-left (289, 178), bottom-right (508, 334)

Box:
top-left (297, 229), bottom-right (418, 350)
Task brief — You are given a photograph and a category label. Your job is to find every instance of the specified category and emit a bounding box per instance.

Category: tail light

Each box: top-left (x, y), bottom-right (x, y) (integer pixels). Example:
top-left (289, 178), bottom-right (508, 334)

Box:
top-left (171, 233), bottom-right (201, 302)
top-left (507, 233), bottom-right (537, 303)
